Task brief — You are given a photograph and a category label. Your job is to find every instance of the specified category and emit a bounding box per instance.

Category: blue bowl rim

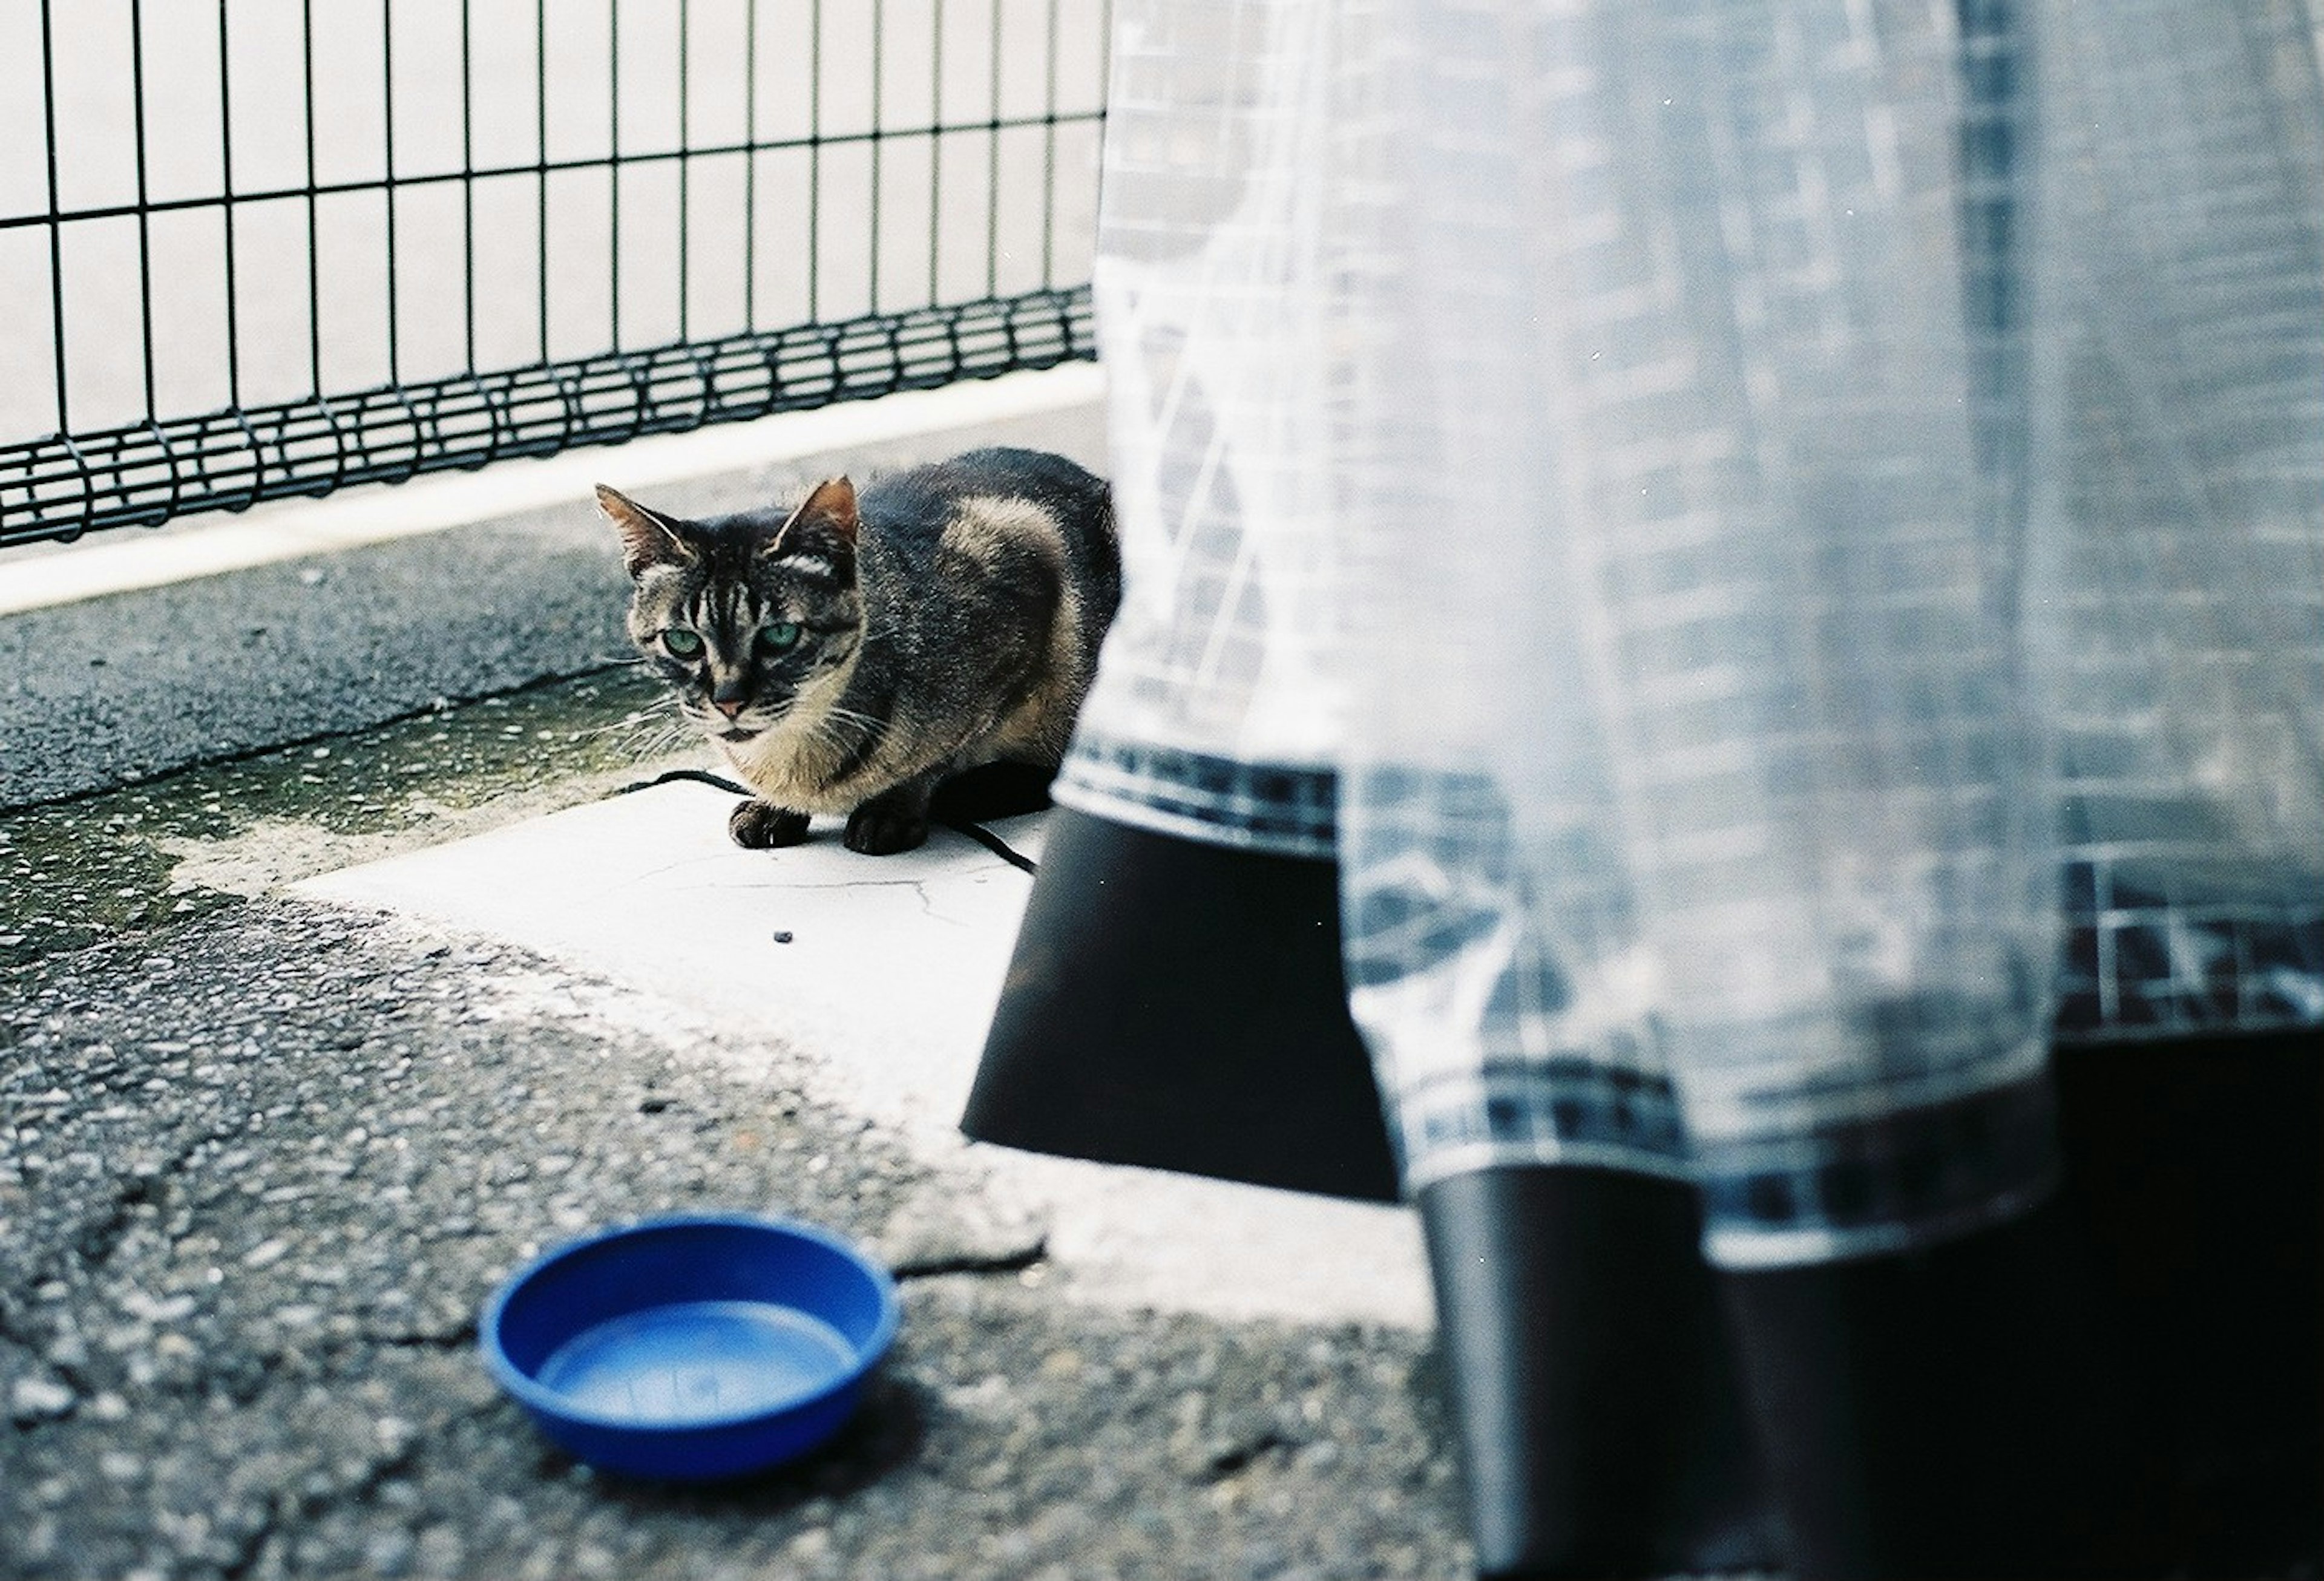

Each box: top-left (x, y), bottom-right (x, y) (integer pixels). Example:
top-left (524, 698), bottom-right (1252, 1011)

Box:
top-left (477, 1210), bottom-right (902, 1434)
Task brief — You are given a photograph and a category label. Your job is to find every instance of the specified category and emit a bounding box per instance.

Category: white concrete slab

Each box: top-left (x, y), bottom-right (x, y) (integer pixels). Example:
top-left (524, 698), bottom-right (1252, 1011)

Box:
top-left (291, 782), bottom-right (1433, 1331)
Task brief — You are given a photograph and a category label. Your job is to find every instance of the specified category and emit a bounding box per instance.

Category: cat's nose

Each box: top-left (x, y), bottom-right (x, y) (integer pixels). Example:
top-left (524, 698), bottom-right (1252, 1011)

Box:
top-left (712, 698), bottom-right (747, 720)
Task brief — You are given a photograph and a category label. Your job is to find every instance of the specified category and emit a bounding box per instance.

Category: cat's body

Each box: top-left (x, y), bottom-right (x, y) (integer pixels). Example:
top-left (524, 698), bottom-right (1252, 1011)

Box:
top-left (600, 447), bottom-right (1119, 854)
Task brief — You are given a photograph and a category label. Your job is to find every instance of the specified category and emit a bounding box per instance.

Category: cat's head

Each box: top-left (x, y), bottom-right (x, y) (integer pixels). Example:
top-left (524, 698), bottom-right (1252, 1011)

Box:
top-left (597, 477), bottom-right (864, 744)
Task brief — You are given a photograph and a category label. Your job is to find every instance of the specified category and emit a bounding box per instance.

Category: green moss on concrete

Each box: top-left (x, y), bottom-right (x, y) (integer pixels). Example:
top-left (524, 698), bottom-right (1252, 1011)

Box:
top-left (0, 670), bottom-right (696, 973)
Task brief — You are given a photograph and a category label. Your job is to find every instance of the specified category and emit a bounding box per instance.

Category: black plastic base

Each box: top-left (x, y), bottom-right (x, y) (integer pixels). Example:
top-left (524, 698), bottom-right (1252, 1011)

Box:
top-left (962, 810), bottom-right (2317, 1576)
top-left (2050, 1028), bottom-right (2322, 1576)
top-left (1719, 1193), bottom-right (2159, 1580)
top-left (960, 807), bottom-right (1400, 1202)
top-left (1418, 1167), bottom-right (1773, 1579)
top-left (1718, 1028), bottom-right (2320, 1580)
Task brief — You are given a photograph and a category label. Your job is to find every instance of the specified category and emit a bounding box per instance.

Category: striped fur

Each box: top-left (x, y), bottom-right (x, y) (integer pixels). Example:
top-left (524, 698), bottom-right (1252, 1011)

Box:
top-left (599, 447), bottom-right (1120, 854)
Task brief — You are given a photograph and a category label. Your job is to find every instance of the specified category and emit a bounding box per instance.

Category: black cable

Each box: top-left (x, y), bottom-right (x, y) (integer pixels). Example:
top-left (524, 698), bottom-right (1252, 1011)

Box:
top-left (615, 766), bottom-right (758, 797)
top-left (940, 817), bottom-right (1040, 875)
top-left (617, 767), bottom-right (1040, 873)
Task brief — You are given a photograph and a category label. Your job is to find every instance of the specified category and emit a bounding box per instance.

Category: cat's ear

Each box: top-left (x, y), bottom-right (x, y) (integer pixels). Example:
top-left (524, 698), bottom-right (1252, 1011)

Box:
top-left (596, 484), bottom-right (694, 578)
top-left (765, 476), bottom-right (859, 566)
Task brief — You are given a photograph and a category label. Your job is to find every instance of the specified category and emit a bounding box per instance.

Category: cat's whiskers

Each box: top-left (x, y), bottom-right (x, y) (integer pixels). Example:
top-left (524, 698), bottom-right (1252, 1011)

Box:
top-left (582, 689), bottom-right (717, 762)
top-left (596, 709), bottom-right (700, 763)
top-left (818, 704), bottom-right (889, 736)
top-left (803, 717), bottom-right (875, 761)
top-left (575, 706), bottom-right (666, 739)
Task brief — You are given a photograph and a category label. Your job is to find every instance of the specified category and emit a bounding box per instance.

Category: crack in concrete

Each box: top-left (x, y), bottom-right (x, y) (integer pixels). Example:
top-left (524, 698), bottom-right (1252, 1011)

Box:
top-left (68, 1141), bottom-right (198, 1269)
top-left (220, 1423), bottom-right (448, 1581)
top-left (359, 1322), bottom-right (480, 1352)
top-left (1200, 1427), bottom-right (1299, 1483)
top-left (891, 1238), bottom-right (1049, 1281)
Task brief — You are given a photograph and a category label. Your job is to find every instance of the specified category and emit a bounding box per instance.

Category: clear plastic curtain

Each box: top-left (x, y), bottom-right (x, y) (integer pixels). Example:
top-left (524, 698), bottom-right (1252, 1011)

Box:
top-left (1066, 0), bottom-right (2324, 1261)
top-left (1036, 2), bottom-right (2323, 1568)
top-left (1336, 0), bottom-right (2069, 1270)
top-left (2030, 0), bottom-right (2324, 1046)
top-left (1050, 0), bottom-right (1348, 857)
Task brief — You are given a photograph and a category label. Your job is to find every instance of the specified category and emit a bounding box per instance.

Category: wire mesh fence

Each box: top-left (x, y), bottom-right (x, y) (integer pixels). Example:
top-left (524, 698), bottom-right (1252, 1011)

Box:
top-left (0, 0), bottom-right (1107, 549)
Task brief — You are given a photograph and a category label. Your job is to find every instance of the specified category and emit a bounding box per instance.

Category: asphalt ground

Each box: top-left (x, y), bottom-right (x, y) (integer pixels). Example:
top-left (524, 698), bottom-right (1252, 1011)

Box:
top-left (1, 897), bottom-right (1462, 1581)
top-left (0, 391), bottom-right (1472, 1580)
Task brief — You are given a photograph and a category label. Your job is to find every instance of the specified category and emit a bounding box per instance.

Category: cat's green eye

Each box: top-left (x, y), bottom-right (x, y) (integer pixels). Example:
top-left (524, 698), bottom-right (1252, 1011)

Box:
top-left (757, 622), bottom-right (802, 654)
top-left (661, 627), bottom-right (704, 658)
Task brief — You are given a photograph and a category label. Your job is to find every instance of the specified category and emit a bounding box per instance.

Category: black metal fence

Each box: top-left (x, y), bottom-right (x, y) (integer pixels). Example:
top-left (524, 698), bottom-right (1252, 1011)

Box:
top-left (0, 0), bottom-right (1106, 550)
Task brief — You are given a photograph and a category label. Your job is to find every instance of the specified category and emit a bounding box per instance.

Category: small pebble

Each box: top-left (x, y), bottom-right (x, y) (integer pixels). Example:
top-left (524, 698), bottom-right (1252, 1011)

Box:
top-left (9, 1373), bottom-right (76, 1422)
top-left (772, 930), bottom-right (794, 944)
top-left (364, 1531), bottom-right (416, 1576)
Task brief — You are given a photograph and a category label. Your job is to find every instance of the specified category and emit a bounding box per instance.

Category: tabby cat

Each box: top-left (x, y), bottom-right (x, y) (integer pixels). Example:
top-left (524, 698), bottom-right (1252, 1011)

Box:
top-left (599, 447), bottom-right (1120, 855)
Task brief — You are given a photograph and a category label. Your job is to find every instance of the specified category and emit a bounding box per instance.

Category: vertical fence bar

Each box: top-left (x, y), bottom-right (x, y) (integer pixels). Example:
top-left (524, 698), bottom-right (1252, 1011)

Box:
top-left (40, 0), bottom-right (70, 434)
top-left (868, 0), bottom-right (885, 314)
top-left (219, 1), bottom-right (243, 409)
top-left (741, 0), bottom-right (759, 330)
top-left (130, 0), bottom-right (159, 422)
top-left (461, 0), bottom-right (477, 383)
top-left (1040, 0), bottom-right (1059, 290)
top-left (381, 0), bottom-right (400, 387)
top-left (218, 0), bottom-right (257, 502)
top-left (534, 0), bottom-right (550, 365)
top-left (609, 0), bottom-right (622, 353)
top-left (929, 0), bottom-right (944, 307)
top-left (985, 0), bottom-right (1002, 300)
top-left (300, 0), bottom-right (346, 496)
top-left (129, 0), bottom-right (181, 518)
top-left (303, 0), bottom-right (324, 401)
top-left (677, 0), bottom-right (691, 345)
top-left (807, 0), bottom-right (822, 321)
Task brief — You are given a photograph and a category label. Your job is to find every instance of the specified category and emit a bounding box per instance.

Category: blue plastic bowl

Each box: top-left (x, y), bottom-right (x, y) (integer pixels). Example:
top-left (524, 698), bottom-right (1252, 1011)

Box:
top-left (479, 1213), bottom-right (901, 1481)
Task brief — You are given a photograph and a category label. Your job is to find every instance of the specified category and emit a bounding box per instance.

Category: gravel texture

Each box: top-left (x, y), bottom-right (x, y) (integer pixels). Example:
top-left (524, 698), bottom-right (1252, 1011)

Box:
top-left (0, 898), bottom-right (1466, 1580)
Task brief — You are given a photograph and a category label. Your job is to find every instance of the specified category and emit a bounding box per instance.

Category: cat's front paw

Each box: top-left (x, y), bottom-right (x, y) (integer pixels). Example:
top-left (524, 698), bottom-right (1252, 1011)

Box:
top-left (730, 800), bottom-right (811, 849)
top-left (843, 803), bottom-right (928, 856)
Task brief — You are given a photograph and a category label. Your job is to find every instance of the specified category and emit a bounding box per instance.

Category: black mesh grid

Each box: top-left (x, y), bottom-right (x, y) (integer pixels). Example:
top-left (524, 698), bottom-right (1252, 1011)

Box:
top-left (1, 0), bottom-right (1106, 549)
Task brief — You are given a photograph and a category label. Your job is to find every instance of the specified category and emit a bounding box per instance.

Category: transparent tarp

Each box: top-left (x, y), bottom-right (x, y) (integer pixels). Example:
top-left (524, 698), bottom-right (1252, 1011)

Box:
top-left (2032, 0), bottom-right (2324, 1040)
top-left (1052, 0), bottom-right (1347, 856)
top-left (1068, 0), bottom-right (2324, 1269)
top-left (1331, 0), bottom-right (2067, 1268)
